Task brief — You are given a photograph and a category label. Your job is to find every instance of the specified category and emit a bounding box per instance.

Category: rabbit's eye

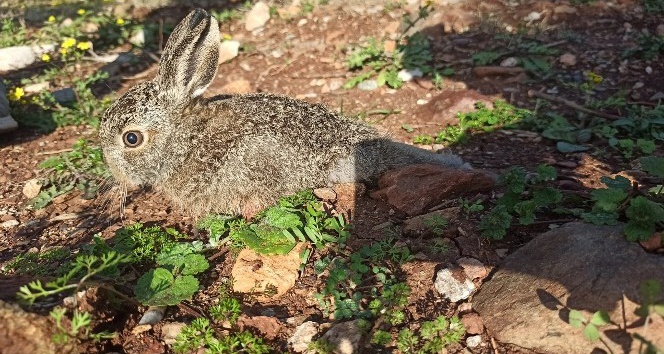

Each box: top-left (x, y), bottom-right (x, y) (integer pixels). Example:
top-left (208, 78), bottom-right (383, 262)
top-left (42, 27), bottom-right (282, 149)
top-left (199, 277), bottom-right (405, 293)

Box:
top-left (123, 131), bottom-right (144, 147)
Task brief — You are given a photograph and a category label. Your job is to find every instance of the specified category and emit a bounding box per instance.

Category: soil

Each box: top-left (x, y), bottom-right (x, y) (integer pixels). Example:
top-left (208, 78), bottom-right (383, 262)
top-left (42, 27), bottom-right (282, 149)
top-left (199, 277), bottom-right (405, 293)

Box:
top-left (1, 0), bottom-right (663, 353)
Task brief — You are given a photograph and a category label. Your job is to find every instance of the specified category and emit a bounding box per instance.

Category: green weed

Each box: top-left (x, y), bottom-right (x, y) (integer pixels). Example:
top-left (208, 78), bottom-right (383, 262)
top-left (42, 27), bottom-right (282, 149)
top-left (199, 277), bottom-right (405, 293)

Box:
top-left (0, 18), bottom-right (26, 47)
top-left (173, 318), bottom-right (270, 354)
top-left (2, 247), bottom-right (71, 276)
top-left (30, 139), bottom-right (110, 209)
top-left (479, 165), bottom-right (561, 240)
top-left (395, 316), bottom-right (465, 353)
top-left (198, 190), bottom-right (350, 255)
top-left (50, 307), bottom-right (115, 345)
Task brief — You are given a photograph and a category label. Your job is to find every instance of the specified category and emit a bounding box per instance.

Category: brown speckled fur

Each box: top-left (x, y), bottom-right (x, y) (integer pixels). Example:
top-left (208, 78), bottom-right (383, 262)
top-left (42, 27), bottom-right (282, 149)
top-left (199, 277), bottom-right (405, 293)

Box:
top-left (99, 9), bottom-right (468, 218)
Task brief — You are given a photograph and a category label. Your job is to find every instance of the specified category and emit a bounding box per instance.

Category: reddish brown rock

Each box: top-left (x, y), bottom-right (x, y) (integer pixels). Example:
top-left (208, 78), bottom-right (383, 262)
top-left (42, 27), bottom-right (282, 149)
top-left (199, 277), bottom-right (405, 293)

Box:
top-left (460, 312), bottom-right (485, 335)
top-left (370, 165), bottom-right (496, 216)
top-left (237, 315), bottom-right (282, 340)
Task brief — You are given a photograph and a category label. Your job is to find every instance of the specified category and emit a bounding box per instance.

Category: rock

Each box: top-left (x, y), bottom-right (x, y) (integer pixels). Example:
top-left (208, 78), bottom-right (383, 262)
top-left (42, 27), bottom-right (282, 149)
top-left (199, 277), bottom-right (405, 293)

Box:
top-left (657, 24), bottom-right (664, 36)
top-left (138, 306), bottom-right (166, 325)
top-left (460, 312), bottom-right (484, 334)
top-left (523, 11), bottom-right (541, 22)
top-left (434, 267), bottom-right (476, 302)
top-left (397, 68), bottom-right (423, 82)
top-left (1, 220), bottom-right (19, 229)
top-left (297, 18), bottom-right (307, 27)
top-left (52, 88), bottom-right (76, 104)
top-left (640, 232), bottom-right (662, 251)
top-left (288, 321), bottom-right (319, 352)
top-left (160, 322), bottom-right (186, 345)
top-left (0, 82), bottom-right (17, 134)
top-left (245, 1), bottom-right (271, 31)
top-left (646, 66), bottom-right (653, 74)
top-left (370, 165), bottom-right (496, 216)
top-left (219, 40), bottom-right (240, 64)
top-left (321, 320), bottom-right (366, 354)
top-left (553, 5), bottom-right (578, 14)
top-left (129, 29), bottom-right (145, 47)
top-left (474, 222), bottom-right (664, 354)
top-left (23, 82), bottom-right (50, 94)
top-left (237, 315), bottom-right (281, 340)
top-left (328, 79), bottom-right (343, 91)
top-left (402, 207), bottom-right (461, 237)
top-left (411, 90), bottom-right (495, 127)
top-left (231, 243), bottom-right (307, 299)
top-left (649, 92), bottom-right (664, 101)
top-left (220, 79), bottom-right (252, 94)
top-left (457, 257), bottom-right (487, 280)
top-left (313, 188), bottom-right (336, 201)
top-left (559, 53), bottom-right (577, 66)
top-left (383, 40), bottom-right (397, 53)
top-left (466, 335), bottom-right (482, 348)
top-left (22, 179), bottom-right (42, 199)
top-left (357, 80), bottom-right (378, 91)
top-left (82, 22), bottom-right (99, 33)
top-left (0, 116), bottom-right (18, 134)
top-left (0, 46), bottom-right (36, 71)
top-left (500, 57), bottom-right (519, 67)
top-left (0, 300), bottom-right (72, 354)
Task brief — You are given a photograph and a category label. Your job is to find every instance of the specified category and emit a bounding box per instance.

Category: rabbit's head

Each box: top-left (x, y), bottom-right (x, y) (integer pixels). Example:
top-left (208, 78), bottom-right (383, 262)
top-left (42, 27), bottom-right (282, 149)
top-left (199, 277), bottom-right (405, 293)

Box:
top-left (99, 8), bottom-right (220, 187)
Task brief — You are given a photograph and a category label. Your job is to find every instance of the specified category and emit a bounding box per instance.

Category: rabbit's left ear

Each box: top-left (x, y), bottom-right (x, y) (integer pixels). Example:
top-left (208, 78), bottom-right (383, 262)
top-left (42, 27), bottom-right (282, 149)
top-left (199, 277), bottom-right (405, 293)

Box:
top-left (156, 8), bottom-right (220, 101)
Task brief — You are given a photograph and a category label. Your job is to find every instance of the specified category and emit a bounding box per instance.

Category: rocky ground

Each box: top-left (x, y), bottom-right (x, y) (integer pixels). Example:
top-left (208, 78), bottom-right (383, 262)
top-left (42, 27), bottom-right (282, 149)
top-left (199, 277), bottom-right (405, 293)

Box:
top-left (1, 0), bottom-right (664, 353)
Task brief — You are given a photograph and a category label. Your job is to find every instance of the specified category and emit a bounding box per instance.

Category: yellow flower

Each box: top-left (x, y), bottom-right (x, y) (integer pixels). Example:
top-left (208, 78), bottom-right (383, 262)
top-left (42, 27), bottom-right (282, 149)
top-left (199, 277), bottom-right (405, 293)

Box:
top-left (76, 41), bottom-right (91, 50)
top-left (8, 87), bottom-right (25, 102)
top-left (48, 15), bottom-right (56, 23)
top-left (222, 33), bottom-right (232, 40)
top-left (586, 71), bottom-right (603, 84)
top-left (77, 9), bottom-right (86, 15)
top-left (41, 53), bottom-right (51, 62)
top-left (116, 18), bottom-right (125, 26)
top-left (59, 47), bottom-right (68, 55)
top-left (61, 37), bottom-right (76, 49)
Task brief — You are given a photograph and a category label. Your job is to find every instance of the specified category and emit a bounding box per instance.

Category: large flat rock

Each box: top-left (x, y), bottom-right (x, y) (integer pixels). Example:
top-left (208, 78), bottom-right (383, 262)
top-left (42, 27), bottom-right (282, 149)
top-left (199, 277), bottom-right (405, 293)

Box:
top-left (474, 222), bottom-right (664, 354)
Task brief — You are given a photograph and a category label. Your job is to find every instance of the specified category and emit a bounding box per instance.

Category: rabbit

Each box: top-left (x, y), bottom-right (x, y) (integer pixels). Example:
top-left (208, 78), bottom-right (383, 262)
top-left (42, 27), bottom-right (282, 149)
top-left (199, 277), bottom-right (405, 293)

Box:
top-left (99, 8), bottom-right (470, 218)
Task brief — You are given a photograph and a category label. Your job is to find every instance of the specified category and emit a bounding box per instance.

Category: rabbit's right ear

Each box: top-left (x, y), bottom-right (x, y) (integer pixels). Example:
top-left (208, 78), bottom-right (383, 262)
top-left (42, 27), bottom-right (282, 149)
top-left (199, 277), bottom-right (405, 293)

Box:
top-left (156, 8), bottom-right (220, 102)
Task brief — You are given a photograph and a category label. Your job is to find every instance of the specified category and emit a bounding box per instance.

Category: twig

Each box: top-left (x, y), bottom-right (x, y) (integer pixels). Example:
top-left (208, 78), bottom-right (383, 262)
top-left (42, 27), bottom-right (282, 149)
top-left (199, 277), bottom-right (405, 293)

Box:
top-left (37, 148), bottom-right (73, 156)
top-left (528, 90), bottom-right (623, 120)
top-left (290, 73), bottom-right (347, 79)
top-left (490, 337), bottom-right (498, 354)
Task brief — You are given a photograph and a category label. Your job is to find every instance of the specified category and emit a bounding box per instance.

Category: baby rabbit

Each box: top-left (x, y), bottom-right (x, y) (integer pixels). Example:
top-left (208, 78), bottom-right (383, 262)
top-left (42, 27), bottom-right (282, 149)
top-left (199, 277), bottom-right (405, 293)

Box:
top-left (99, 8), bottom-right (469, 218)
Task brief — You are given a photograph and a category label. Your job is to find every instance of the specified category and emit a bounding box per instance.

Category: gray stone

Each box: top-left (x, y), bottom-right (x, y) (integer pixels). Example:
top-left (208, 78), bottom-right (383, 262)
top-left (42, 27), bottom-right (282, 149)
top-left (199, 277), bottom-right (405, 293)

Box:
top-left (321, 320), bottom-right (366, 354)
top-left (0, 81), bottom-right (17, 134)
top-left (138, 306), bottom-right (166, 325)
top-left (0, 44), bottom-right (55, 72)
top-left (245, 1), bottom-right (271, 31)
top-left (474, 222), bottom-right (664, 354)
top-left (434, 267), bottom-right (475, 302)
top-left (466, 335), bottom-right (482, 348)
top-left (288, 321), bottom-right (319, 352)
top-left (357, 80), bottom-right (378, 91)
top-left (52, 88), bottom-right (76, 104)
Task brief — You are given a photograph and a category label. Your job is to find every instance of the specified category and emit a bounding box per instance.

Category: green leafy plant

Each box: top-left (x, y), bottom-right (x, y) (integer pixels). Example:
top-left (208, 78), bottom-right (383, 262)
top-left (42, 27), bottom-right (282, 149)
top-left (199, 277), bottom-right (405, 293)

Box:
top-left (395, 316), bottom-right (465, 353)
top-left (18, 251), bottom-right (133, 305)
top-left (50, 307), bottom-right (114, 345)
top-left (413, 100), bottom-right (530, 146)
top-left (314, 236), bottom-right (414, 321)
top-left (0, 18), bottom-right (26, 47)
top-left (423, 215), bottom-right (448, 236)
top-left (568, 309), bottom-right (612, 342)
top-left (2, 247), bottom-right (71, 276)
top-left (479, 165), bottom-right (562, 240)
top-left (209, 297), bottom-right (242, 326)
top-left (344, 3), bottom-right (433, 89)
top-left (173, 317), bottom-right (270, 354)
top-left (567, 280), bottom-right (663, 353)
top-left (581, 157), bottom-right (664, 241)
top-left (30, 139), bottom-right (110, 209)
top-left (134, 242), bottom-right (209, 306)
top-left (198, 190), bottom-right (350, 255)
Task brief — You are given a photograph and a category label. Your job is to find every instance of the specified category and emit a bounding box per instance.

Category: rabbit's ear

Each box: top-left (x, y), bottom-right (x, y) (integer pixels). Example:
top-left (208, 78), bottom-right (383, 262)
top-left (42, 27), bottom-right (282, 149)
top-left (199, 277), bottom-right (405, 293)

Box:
top-left (156, 8), bottom-right (220, 100)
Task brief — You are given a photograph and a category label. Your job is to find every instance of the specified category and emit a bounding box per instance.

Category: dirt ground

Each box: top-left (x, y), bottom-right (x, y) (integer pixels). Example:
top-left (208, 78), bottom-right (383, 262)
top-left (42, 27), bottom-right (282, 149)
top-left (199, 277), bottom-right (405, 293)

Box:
top-left (1, 0), bottom-right (663, 353)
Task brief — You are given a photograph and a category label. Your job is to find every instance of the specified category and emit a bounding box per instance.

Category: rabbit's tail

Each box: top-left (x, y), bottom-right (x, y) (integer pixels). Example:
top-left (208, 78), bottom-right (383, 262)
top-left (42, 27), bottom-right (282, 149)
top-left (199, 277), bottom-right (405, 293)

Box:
top-left (327, 138), bottom-right (471, 184)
